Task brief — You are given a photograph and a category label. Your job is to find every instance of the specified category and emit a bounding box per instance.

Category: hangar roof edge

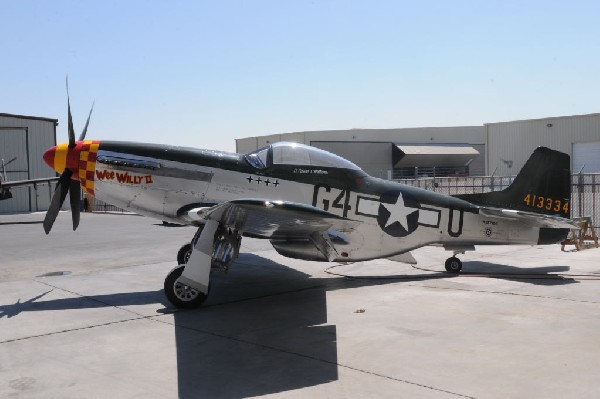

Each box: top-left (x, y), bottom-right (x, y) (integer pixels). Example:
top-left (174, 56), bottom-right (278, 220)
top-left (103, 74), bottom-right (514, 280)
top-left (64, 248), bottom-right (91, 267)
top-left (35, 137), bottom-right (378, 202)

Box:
top-left (0, 113), bottom-right (59, 125)
top-left (235, 125), bottom-right (483, 141)
top-left (485, 112), bottom-right (600, 126)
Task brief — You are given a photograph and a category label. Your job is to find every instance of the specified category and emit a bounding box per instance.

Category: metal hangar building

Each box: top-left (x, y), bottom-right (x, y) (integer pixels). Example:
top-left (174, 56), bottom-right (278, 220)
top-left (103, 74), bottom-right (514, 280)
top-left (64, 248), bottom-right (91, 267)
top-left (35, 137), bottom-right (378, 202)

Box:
top-left (236, 126), bottom-right (486, 179)
top-left (236, 113), bottom-right (600, 178)
top-left (0, 113), bottom-right (57, 213)
top-left (486, 113), bottom-right (600, 176)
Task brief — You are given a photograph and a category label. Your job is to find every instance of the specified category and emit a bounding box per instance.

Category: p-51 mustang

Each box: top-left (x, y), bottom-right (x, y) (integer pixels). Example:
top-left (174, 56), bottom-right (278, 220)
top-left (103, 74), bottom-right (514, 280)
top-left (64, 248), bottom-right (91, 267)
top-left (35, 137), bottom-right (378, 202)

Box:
top-left (42, 101), bottom-right (576, 308)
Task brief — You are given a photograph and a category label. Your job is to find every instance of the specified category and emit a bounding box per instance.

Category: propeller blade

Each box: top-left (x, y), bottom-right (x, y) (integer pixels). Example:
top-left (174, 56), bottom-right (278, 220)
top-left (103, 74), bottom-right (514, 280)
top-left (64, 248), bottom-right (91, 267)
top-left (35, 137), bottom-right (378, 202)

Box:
top-left (43, 169), bottom-right (73, 234)
top-left (66, 77), bottom-right (76, 148)
top-left (78, 101), bottom-right (95, 141)
top-left (69, 179), bottom-right (81, 231)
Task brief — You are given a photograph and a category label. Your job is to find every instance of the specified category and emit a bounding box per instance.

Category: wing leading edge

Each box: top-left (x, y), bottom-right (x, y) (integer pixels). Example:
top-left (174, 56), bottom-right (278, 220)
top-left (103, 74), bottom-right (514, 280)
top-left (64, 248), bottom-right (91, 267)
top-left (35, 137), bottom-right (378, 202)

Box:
top-left (185, 199), bottom-right (360, 239)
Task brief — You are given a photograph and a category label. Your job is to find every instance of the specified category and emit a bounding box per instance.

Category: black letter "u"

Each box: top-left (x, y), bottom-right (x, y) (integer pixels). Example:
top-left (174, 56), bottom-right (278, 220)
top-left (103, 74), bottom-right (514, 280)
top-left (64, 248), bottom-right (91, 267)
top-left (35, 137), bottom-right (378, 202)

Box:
top-left (448, 209), bottom-right (464, 237)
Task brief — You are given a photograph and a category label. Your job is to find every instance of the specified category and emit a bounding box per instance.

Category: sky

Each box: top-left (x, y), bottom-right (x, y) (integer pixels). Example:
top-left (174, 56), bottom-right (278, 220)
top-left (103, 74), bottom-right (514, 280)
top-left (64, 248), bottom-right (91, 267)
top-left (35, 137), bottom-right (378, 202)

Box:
top-left (1, 0), bottom-right (600, 152)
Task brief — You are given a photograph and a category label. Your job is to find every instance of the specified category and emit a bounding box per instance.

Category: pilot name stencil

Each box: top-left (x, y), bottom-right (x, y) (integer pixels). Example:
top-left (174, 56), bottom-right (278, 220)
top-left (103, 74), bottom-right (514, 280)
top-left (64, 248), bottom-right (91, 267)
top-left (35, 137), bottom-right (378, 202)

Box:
top-left (96, 170), bottom-right (153, 184)
top-left (293, 168), bottom-right (328, 175)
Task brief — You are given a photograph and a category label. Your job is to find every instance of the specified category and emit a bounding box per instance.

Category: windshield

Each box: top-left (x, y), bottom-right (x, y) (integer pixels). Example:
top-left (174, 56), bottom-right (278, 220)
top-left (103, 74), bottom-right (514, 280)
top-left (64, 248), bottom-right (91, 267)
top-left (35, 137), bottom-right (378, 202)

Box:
top-left (244, 145), bottom-right (270, 169)
top-left (272, 142), bottom-right (364, 171)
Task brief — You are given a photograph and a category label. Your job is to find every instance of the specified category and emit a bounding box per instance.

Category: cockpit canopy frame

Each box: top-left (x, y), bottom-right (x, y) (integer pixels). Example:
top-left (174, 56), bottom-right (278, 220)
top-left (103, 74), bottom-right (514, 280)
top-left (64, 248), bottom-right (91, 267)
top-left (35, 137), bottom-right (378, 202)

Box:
top-left (244, 142), bottom-right (365, 173)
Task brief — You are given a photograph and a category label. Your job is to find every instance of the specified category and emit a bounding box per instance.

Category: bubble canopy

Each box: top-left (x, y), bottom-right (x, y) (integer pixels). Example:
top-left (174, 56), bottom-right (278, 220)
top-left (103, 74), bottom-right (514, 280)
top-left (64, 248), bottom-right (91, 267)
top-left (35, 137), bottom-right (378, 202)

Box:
top-left (244, 142), bottom-right (365, 173)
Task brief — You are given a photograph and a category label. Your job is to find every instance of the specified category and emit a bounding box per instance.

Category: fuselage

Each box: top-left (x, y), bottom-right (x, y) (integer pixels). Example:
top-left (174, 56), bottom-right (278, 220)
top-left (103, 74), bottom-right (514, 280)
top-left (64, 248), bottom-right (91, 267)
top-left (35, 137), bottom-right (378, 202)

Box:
top-left (43, 140), bottom-right (544, 261)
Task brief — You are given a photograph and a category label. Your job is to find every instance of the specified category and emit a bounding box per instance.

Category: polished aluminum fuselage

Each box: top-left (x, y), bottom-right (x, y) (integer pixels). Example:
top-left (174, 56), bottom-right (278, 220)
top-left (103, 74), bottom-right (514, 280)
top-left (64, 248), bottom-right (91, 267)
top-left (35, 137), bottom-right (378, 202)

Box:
top-left (89, 142), bottom-right (541, 262)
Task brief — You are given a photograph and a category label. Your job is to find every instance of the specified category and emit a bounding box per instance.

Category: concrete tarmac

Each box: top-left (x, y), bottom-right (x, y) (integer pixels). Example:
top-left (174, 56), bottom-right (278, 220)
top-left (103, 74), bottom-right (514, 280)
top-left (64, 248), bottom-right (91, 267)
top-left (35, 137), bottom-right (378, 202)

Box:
top-left (1, 212), bottom-right (600, 398)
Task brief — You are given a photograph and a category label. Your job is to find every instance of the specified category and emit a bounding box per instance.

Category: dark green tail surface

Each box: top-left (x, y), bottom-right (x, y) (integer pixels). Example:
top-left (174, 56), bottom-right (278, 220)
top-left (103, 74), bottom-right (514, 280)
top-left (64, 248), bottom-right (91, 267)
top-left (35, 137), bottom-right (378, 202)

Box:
top-left (457, 147), bottom-right (571, 218)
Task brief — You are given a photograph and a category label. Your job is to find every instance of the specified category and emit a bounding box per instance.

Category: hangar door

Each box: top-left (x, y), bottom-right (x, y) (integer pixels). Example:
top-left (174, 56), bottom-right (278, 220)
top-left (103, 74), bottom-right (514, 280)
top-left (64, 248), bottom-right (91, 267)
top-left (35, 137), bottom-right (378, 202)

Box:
top-left (0, 128), bottom-right (30, 213)
top-left (573, 142), bottom-right (600, 173)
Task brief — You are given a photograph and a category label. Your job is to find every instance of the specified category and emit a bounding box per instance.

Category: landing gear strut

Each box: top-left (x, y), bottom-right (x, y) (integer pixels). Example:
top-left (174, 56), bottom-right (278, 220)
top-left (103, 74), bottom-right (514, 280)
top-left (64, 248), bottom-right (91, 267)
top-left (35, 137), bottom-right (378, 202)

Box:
top-left (165, 222), bottom-right (242, 309)
top-left (445, 256), bottom-right (462, 273)
top-left (177, 243), bottom-right (192, 265)
top-left (176, 227), bottom-right (240, 271)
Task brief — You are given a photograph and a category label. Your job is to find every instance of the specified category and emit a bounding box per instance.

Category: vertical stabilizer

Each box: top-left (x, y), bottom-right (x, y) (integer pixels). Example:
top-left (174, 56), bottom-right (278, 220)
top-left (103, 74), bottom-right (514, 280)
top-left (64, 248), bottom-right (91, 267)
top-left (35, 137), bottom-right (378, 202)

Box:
top-left (457, 147), bottom-right (571, 218)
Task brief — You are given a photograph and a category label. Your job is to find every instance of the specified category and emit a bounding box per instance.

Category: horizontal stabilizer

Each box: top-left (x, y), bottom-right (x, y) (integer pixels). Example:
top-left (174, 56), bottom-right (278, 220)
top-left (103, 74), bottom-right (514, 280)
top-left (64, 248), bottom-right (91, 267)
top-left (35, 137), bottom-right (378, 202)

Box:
top-left (479, 207), bottom-right (579, 229)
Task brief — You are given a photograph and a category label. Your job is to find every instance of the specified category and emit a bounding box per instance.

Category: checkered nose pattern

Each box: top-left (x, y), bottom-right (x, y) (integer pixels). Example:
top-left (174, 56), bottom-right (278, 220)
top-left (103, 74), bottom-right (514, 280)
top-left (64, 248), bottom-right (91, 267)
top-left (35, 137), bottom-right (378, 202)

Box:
top-left (43, 140), bottom-right (100, 195)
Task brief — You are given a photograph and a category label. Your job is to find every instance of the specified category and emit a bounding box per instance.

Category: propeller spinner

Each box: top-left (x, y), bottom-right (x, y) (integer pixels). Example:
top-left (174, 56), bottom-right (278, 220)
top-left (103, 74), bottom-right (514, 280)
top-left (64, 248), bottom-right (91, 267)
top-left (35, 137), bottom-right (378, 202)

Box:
top-left (42, 78), bottom-right (94, 234)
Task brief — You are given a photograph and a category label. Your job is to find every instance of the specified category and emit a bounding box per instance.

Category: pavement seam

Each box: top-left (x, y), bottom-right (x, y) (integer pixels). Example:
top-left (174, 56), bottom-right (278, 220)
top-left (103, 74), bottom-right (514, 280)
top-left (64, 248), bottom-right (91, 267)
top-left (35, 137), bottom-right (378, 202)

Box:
top-left (413, 283), bottom-right (600, 304)
top-left (0, 315), bottom-right (154, 344)
top-left (34, 280), bottom-right (154, 317)
top-left (148, 314), bottom-right (475, 399)
top-left (1, 280), bottom-right (474, 398)
top-left (0, 280), bottom-right (166, 344)
top-left (325, 264), bottom-right (600, 304)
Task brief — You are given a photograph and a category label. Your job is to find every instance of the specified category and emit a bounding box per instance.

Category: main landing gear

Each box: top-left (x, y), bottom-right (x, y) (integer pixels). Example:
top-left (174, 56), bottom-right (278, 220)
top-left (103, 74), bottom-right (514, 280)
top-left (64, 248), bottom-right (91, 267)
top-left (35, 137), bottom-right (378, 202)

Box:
top-left (164, 265), bottom-right (208, 308)
top-left (165, 222), bottom-right (241, 309)
top-left (444, 256), bottom-right (463, 273)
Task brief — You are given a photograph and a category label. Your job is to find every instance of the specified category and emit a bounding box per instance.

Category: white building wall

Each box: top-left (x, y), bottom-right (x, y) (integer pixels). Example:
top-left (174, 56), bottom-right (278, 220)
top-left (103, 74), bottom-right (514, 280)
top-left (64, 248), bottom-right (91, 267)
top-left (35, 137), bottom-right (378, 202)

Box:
top-left (236, 126), bottom-right (486, 177)
top-left (300, 127), bottom-right (485, 146)
top-left (236, 127), bottom-right (486, 152)
top-left (573, 142), bottom-right (600, 173)
top-left (311, 141), bottom-right (392, 178)
top-left (486, 114), bottom-right (600, 176)
top-left (237, 115), bottom-right (600, 178)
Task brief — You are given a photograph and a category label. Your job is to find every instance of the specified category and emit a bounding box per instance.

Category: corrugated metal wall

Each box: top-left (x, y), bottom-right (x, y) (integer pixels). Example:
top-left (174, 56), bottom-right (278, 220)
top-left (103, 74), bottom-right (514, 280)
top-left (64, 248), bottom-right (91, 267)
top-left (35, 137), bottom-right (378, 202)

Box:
top-left (0, 114), bottom-right (57, 213)
top-left (573, 142), bottom-right (600, 173)
top-left (236, 127), bottom-right (486, 152)
top-left (236, 114), bottom-right (599, 178)
top-left (235, 126), bottom-right (486, 178)
top-left (486, 114), bottom-right (600, 176)
top-left (310, 141), bottom-right (393, 178)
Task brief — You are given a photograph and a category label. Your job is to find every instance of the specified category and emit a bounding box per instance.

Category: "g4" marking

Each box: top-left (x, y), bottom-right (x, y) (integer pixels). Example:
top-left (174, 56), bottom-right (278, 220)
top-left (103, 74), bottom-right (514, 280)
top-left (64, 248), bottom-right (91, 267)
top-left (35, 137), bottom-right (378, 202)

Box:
top-left (312, 185), bottom-right (352, 218)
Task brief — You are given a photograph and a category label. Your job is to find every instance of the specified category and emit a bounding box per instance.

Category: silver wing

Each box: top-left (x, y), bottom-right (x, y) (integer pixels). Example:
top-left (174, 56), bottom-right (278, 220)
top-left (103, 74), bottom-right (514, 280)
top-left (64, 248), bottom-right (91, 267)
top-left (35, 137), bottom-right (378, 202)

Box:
top-left (186, 199), bottom-right (359, 238)
top-left (185, 199), bottom-right (361, 262)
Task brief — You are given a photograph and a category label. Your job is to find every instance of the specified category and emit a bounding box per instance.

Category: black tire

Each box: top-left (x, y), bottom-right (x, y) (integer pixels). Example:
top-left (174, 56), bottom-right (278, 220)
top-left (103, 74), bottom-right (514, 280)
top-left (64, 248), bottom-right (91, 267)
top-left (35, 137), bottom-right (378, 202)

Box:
top-left (445, 257), bottom-right (462, 273)
top-left (164, 265), bottom-right (208, 309)
top-left (177, 243), bottom-right (192, 265)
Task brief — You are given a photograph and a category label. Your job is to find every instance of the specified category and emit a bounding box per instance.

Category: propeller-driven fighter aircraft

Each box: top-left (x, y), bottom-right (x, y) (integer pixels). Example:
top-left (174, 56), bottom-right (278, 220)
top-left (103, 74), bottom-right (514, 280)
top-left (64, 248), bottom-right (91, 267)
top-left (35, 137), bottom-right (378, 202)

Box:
top-left (41, 94), bottom-right (577, 308)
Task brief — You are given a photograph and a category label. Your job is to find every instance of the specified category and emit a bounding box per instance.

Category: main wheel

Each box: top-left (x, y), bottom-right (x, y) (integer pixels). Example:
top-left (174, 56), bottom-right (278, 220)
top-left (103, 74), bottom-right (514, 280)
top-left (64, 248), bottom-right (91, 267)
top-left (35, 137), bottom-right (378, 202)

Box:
top-left (445, 257), bottom-right (462, 273)
top-left (164, 265), bottom-right (208, 308)
top-left (177, 243), bottom-right (192, 265)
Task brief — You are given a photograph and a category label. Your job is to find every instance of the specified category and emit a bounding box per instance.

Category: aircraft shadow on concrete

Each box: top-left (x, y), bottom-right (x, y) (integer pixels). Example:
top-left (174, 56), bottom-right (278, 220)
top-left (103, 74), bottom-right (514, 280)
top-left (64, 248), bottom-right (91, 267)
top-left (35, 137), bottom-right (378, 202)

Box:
top-left (0, 253), bottom-right (580, 397)
top-left (458, 261), bottom-right (577, 286)
top-left (173, 256), bottom-right (338, 398)
top-left (330, 260), bottom-right (577, 287)
top-left (1, 254), bottom-right (340, 397)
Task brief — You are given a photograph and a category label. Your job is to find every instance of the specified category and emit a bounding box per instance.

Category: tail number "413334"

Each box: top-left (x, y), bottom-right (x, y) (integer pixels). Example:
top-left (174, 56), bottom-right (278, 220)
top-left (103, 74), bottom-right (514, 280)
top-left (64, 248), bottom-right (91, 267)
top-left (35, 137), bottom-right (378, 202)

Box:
top-left (523, 194), bottom-right (569, 213)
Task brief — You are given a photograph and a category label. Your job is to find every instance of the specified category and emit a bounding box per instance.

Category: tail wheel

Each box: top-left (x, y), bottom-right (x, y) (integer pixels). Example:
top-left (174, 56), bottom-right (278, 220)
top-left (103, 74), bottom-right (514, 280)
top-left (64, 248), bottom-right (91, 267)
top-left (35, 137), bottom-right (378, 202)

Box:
top-left (445, 257), bottom-right (462, 273)
top-left (164, 265), bottom-right (208, 309)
